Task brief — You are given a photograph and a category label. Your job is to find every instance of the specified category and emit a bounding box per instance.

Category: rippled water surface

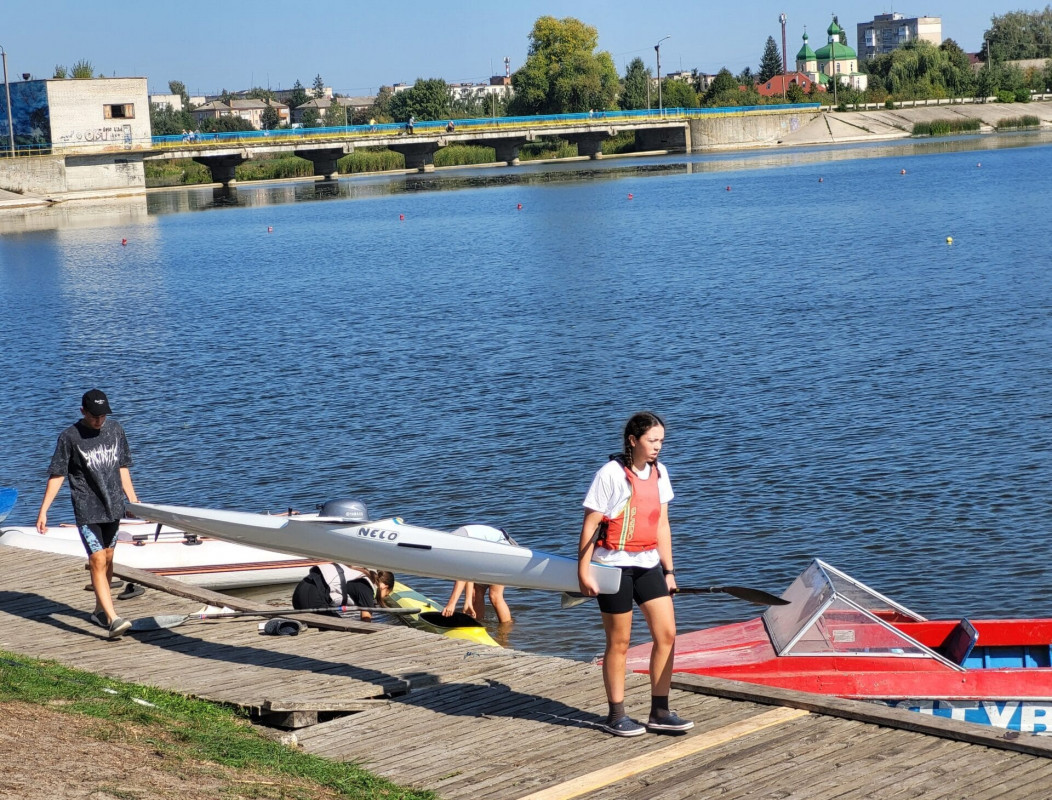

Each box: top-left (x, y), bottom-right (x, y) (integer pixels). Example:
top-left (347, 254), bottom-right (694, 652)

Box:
top-left (2, 136), bottom-right (1050, 659)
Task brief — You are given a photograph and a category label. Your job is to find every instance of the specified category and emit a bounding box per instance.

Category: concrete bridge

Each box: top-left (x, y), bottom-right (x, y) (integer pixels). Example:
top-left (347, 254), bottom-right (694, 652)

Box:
top-left (145, 116), bottom-right (699, 184)
top-left (0, 105), bottom-right (823, 197)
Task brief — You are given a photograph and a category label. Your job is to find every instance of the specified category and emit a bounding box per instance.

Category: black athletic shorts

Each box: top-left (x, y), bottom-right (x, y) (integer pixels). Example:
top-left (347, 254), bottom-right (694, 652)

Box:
top-left (597, 564), bottom-right (669, 615)
top-left (78, 521), bottom-right (120, 556)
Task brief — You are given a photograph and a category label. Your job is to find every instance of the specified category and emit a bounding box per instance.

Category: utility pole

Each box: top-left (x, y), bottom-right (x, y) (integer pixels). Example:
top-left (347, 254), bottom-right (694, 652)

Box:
top-left (0, 46), bottom-right (13, 156)
top-left (655, 35), bottom-right (670, 115)
top-left (779, 13), bottom-right (788, 100)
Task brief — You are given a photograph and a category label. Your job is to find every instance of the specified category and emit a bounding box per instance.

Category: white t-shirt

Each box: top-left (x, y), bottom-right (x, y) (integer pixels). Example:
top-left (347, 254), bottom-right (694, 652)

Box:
top-left (582, 459), bottom-right (673, 568)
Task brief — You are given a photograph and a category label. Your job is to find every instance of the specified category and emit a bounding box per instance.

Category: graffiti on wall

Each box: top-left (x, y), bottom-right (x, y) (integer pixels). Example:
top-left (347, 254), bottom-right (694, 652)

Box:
top-left (57, 124), bottom-right (133, 146)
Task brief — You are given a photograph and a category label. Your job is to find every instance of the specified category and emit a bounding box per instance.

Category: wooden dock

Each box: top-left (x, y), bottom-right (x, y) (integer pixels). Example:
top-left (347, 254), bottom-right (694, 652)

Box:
top-left (2, 546), bottom-right (1052, 799)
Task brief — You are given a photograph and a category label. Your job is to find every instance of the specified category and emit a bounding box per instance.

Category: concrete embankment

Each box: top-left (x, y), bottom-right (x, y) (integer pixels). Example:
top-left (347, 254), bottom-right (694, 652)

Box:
top-left (690, 100), bottom-right (1052, 151)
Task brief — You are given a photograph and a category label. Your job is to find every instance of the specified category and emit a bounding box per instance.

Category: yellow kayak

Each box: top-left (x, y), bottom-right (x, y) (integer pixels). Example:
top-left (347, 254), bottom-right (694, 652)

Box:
top-left (383, 581), bottom-right (499, 647)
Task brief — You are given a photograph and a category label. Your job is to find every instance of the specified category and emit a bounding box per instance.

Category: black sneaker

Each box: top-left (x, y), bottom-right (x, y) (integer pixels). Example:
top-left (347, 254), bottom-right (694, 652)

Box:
top-left (646, 711), bottom-right (694, 732)
top-left (89, 609), bottom-right (109, 628)
top-left (108, 617), bottom-right (132, 639)
top-left (600, 715), bottom-right (646, 737)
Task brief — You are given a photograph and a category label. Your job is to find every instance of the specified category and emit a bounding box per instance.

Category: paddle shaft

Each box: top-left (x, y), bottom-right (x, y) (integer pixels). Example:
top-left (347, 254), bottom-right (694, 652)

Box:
top-left (184, 605), bottom-right (418, 620)
top-left (561, 584), bottom-right (787, 607)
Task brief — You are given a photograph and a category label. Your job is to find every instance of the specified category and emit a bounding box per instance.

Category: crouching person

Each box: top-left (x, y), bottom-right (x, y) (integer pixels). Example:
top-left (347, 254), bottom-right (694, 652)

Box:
top-left (293, 563), bottom-right (393, 621)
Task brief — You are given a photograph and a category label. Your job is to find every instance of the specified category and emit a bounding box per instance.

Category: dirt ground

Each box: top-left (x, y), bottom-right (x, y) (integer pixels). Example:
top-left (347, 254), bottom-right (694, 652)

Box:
top-left (0, 700), bottom-right (333, 800)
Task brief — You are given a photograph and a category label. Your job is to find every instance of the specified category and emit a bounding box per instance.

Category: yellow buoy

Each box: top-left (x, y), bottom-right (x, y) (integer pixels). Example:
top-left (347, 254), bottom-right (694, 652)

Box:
top-left (946, 236), bottom-right (953, 244)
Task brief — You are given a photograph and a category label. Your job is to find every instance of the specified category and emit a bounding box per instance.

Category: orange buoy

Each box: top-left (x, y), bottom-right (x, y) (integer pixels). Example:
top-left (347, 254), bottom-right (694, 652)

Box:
top-left (399, 214), bottom-right (405, 221)
top-left (121, 238), bottom-right (127, 246)
top-left (627, 193), bottom-right (633, 199)
top-left (267, 226), bottom-right (272, 232)
top-left (517, 203), bottom-right (522, 210)
top-left (725, 186), bottom-right (731, 191)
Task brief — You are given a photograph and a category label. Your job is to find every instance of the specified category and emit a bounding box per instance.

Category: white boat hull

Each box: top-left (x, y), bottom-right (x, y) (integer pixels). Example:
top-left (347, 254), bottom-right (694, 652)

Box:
top-left (0, 520), bottom-right (321, 590)
top-left (127, 502), bottom-right (623, 594)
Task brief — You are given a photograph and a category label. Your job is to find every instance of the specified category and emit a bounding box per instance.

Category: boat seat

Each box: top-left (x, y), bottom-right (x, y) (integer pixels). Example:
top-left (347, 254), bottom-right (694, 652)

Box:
top-left (937, 618), bottom-right (979, 665)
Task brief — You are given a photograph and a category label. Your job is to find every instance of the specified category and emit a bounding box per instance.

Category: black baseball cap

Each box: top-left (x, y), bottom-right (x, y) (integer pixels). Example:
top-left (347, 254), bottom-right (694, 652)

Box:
top-left (82, 389), bottom-right (113, 416)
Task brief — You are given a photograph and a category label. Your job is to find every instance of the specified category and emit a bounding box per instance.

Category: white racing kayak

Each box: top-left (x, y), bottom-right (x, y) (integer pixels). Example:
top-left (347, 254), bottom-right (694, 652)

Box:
top-left (127, 502), bottom-right (622, 594)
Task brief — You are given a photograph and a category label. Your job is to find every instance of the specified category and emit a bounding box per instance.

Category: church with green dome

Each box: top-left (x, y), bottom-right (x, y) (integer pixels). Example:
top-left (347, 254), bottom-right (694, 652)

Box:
top-left (795, 17), bottom-right (869, 93)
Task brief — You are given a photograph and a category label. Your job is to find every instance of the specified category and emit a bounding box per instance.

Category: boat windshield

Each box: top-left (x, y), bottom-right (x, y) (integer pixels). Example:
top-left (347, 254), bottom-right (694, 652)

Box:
top-left (763, 560), bottom-right (931, 658)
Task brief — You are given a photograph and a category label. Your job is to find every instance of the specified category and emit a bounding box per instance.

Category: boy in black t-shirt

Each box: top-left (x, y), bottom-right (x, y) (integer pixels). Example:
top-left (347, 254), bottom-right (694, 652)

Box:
top-left (36, 389), bottom-right (139, 639)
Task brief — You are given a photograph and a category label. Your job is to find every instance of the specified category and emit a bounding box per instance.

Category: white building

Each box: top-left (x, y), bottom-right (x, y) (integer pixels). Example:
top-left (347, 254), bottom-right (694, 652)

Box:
top-left (857, 13), bottom-right (942, 62)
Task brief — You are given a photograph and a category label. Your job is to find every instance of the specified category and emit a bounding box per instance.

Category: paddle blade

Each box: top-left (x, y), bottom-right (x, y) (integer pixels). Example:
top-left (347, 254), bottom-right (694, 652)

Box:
top-left (674, 586), bottom-right (789, 606)
top-left (0, 488), bottom-right (17, 524)
top-left (130, 614), bottom-right (188, 631)
top-left (561, 592), bottom-right (593, 609)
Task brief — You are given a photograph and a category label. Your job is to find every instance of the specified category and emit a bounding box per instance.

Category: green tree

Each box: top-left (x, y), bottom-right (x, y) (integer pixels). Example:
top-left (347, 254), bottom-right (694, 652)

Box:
top-left (53, 65), bottom-right (67, 79)
top-left (786, 82), bottom-right (806, 103)
top-left (370, 86), bottom-right (394, 122)
top-left (660, 78), bottom-right (699, 108)
top-left (312, 74), bottom-right (326, 99)
top-left (287, 80), bottom-right (309, 111)
top-left (168, 80), bottom-right (192, 111)
top-left (71, 59), bottom-right (94, 79)
top-left (702, 68), bottom-right (741, 106)
top-left (510, 16), bottom-right (619, 114)
top-left (300, 107), bottom-right (322, 128)
top-left (388, 78), bottom-right (453, 121)
top-left (260, 102), bottom-right (280, 130)
top-left (150, 102), bottom-right (194, 136)
top-left (987, 7), bottom-right (1052, 60)
top-left (327, 96), bottom-right (347, 127)
top-left (736, 66), bottom-right (755, 86)
top-left (758, 35), bottom-right (783, 82)
top-left (620, 57), bottom-right (651, 110)
top-left (247, 86), bottom-right (275, 102)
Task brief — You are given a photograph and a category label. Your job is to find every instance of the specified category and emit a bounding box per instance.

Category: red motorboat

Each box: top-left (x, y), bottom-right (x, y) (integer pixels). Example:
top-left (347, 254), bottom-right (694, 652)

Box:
top-left (625, 559), bottom-right (1052, 733)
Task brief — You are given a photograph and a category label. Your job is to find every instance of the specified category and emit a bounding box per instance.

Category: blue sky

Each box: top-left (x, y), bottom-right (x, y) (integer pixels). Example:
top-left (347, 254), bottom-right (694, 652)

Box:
top-left (3, 1), bottom-right (1027, 96)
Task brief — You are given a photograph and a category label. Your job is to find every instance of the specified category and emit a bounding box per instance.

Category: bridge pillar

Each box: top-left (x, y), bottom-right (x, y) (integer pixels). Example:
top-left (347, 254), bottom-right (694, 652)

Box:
top-left (492, 137), bottom-right (527, 166)
top-left (635, 127), bottom-right (689, 153)
top-left (565, 133), bottom-right (608, 159)
top-left (192, 154), bottom-right (246, 186)
top-left (387, 141), bottom-right (440, 172)
top-left (294, 147), bottom-right (346, 181)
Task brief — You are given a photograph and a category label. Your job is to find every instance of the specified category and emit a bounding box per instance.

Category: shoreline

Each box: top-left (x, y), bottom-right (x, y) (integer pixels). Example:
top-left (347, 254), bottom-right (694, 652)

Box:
top-left (3, 101), bottom-right (1051, 211)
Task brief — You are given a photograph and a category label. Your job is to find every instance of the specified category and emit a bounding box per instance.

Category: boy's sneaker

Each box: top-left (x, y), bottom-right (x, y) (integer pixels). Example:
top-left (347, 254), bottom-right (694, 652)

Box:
top-left (108, 616), bottom-right (132, 639)
top-left (646, 711), bottom-right (695, 732)
top-left (600, 715), bottom-right (647, 737)
top-left (89, 609), bottom-right (109, 628)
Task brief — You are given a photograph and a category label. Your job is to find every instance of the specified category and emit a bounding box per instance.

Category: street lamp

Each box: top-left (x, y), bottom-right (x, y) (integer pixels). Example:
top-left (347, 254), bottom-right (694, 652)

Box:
top-left (655, 35), bottom-right (670, 116)
top-left (0, 46), bottom-right (14, 157)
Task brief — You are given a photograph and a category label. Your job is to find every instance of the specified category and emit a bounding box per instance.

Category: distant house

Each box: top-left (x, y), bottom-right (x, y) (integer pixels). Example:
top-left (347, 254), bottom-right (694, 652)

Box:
top-left (228, 98), bottom-right (289, 129)
top-left (149, 92), bottom-right (183, 111)
top-left (191, 100), bottom-right (230, 124)
top-left (294, 95), bottom-right (376, 124)
top-left (857, 13), bottom-right (942, 62)
top-left (756, 72), bottom-right (822, 97)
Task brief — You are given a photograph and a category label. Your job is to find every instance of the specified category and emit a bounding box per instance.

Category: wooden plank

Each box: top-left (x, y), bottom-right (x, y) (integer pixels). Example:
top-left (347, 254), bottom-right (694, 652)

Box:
top-left (672, 673), bottom-right (1052, 759)
top-left (513, 707), bottom-right (809, 800)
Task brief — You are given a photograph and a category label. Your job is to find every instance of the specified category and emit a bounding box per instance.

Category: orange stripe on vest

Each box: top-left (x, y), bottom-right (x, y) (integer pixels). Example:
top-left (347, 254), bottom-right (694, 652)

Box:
top-left (597, 463), bottom-right (661, 552)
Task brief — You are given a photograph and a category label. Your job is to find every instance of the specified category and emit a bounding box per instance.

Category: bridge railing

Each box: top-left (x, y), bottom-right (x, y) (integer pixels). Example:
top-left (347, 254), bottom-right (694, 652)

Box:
top-left (149, 104), bottom-right (822, 151)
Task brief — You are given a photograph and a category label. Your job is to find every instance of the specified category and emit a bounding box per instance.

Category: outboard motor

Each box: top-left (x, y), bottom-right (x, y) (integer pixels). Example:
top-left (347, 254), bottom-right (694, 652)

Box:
top-left (319, 499), bottom-right (369, 521)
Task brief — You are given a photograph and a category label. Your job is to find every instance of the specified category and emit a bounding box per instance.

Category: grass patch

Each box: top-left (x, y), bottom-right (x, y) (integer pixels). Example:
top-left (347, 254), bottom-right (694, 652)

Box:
top-left (996, 115), bottom-right (1041, 130)
top-left (144, 159), bottom-right (213, 187)
top-left (520, 138), bottom-right (578, 160)
top-left (434, 144), bottom-right (496, 167)
top-left (0, 649), bottom-right (435, 800)
top-left (911, 118), bottom-right (982, 136)
top-left (338, 147), bottom-right (406, 174)
top-left (601, 131), bottom-right (637, 156)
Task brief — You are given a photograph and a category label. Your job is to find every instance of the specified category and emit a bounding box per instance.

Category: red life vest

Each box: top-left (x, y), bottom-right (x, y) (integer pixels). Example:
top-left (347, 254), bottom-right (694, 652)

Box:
top-left (597, 462), bottom-right (662, 552)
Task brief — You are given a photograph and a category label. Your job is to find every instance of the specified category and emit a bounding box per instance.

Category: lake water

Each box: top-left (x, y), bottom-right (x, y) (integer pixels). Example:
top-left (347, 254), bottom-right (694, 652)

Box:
top-left (1, 133), bottom-right (1050, 660)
